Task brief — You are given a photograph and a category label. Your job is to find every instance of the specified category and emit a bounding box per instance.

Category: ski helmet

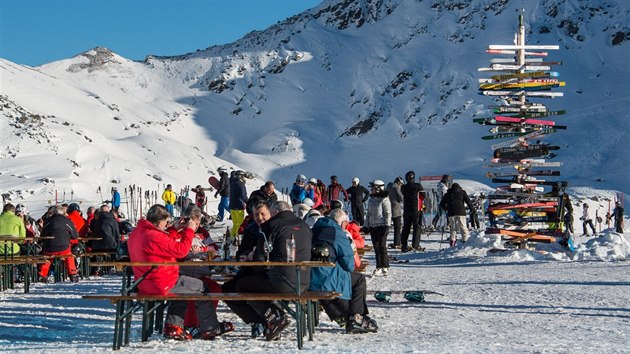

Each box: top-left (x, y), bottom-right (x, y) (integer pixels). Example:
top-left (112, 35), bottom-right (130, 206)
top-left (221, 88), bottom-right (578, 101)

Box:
top-left (311, 241), bottom-right (331, 262)
top-left (296, 174), bottom-right (307, 183)
top-left (330, 200), bottom-right (343, 210)
top-left (67, 203), bottom-right (81, 214)
top-left (370, 180), bottom-right (385, 191)
top-left (352, 177), bottom-right (360, 184)
top-left (405, 171), bottom-right (415, 182)
top-left (308, 177), bottom-right (318, 185)
top-left (394, 176), bottom-right (404, 184)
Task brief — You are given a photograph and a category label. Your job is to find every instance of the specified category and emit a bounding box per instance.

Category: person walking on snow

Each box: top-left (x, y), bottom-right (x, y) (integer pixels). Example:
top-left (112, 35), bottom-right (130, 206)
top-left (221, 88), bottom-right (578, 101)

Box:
top-left (215, 167), bottom-right (230, 222)
top-left (440, 183), bottom-right (474, 248)
top-left (347, 177), bottom-right (370, 226)
top-left (366, 180), bottom-right (392, 276)
top-left (581, 203), bottom-right (597, 236)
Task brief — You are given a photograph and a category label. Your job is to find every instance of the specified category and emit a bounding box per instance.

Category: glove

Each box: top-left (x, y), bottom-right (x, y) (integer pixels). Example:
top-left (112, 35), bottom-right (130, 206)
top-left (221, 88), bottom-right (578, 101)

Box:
top-left (214, 192), bottom-right (219, 198)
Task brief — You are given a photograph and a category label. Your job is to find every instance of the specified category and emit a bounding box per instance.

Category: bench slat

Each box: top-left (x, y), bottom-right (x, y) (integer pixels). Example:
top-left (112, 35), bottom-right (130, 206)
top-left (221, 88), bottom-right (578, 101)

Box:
top-left (82, 291), bottom-right (340, 302)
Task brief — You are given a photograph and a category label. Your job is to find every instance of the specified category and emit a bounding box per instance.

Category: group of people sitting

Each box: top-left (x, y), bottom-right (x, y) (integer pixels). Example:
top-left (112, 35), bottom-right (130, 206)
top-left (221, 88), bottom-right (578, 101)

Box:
top-left (0, 201), bottom-right (126, 282)
top-left (128, 199), bottom-right (378, 342)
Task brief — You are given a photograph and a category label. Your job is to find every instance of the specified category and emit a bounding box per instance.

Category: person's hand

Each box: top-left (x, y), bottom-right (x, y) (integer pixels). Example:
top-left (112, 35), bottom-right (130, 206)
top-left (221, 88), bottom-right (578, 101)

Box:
top-left (186, 218), bottom-right (200, 231)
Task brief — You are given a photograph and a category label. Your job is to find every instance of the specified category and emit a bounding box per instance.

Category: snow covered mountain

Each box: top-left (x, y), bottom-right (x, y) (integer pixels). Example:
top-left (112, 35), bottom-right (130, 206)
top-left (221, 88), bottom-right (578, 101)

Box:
top-left (1, 0), bottom-right (629, 208)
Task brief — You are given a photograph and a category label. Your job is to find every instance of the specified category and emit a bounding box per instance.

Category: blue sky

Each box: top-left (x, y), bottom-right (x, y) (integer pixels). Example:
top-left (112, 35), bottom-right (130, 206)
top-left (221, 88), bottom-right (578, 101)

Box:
top-left (0, 0), bottom-right (321, 66)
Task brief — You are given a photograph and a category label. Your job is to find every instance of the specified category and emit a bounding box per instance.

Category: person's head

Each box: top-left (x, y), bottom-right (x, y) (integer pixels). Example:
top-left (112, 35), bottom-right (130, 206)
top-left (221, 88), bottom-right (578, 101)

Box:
top-left (330, 199), bottom-right (343, 210)
top-left (2, 203), bottom-right (15, 214)
top-left (252, 201), bottom-right (271, 226)
top-left (330, 175), bottom-right (338, 184)
top-left (405, 171), bottom-right (415, 183)
top-left (369, 179), bottom-right (385, 193)
top-left (15, 204), bottom-right (26, 216)
top-left (616, 201), bottom-right (621, 207)
top-left (270, 201), bottom-right (292, 216)
top-left (583, 203), bottom-right (588, 208)
top-left (218, 166), bottom-right (227, 176)
top-left (308, 178), bottom-right (317, 188)
top-left (54, 205), bottom-right (66, 215)
top-left (441, 174), bottom-right (449, 183)
top-left (302, 198), bottom-right (314, 207)
top-left (394, 176), bottom-right (404, 185)
top-left (87, 206), bottom-right (96, 215)
top-left (166, 184), bottom-right (172, 190)
top-left (235, 170), bottom-right (246, 182)
top-left (100, 204), bottom-right (110, 213)
top-left (67, 203), bottom-right (81, 215)
top-left (146, 204), bottom-right (171, 230)
top-left (263, 181), bottom-right (275, 196)
top-left (112, 186), bottom-right (118, 193)
top-left (352, 177), bottom-right (359, 186)
top-left (329, 208), bottom-right (349, 228)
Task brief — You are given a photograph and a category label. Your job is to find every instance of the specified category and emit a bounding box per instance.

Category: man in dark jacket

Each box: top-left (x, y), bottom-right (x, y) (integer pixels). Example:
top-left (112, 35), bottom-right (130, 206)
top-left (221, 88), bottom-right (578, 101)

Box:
top-left (346, 177), bottom-right (370, 226)
top-left (91, 206), bottom-right (121, 251)
top-left (310, 209), bottom-right (377, 333)
top-left (246, 181), bottom-right (278, 215)
top-left (229, 201), bottom-right (312, 341)
top-left (400, 171), bottom-right (425, 252)
top-left (229, 170), bottom-right (248, 238)
top-left (328, 175), bottom-right (349, 207)
top-left (215, 167), bottom-right (230, 221)
top-left (39, 205), bottom-right (79, 282)
top-left (440, 183), bottom-right (474, 247)
top-left (386, 177), bottom-right (404, 248)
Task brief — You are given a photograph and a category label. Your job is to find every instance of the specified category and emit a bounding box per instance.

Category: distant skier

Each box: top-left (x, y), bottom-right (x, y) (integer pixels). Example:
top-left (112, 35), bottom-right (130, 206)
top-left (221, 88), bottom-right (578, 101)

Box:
top-left (440, 183), bottom-right (474, 248)
top-left (431, 175), bottom-right (450, 229)
top-left (580, 203), bottom-right (597, 236)
top-left (215, 167), bottom-right (230, 222)
top-left (161, 184), bottom-right (176, 216)
top-left (613, 201), bottom-right (624, 233)
top-left (229, 170), bottom-right (248, 238)
top-left (400, 171), bottom-right (425, 252)
top-left (346, 177), bottom-right (370, 226)
top-left (328, 175), bottom-right (349, 208)
top-left (562, 194), bottom-right (574, 235)
top-left (111, 187), bottom-right (121, 213)
top-left (386, 177), bottom-right (404, 249)
top-left (193, 185), bottom-right (207, 210)
top-left (290, 175), bottom-right (312, 205)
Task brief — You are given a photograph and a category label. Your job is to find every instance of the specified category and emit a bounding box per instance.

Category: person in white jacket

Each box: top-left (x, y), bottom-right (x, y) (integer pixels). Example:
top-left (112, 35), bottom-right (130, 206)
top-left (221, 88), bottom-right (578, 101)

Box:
top-left (581, 203), bottom-right (597, 236)
top-left (366, 180), bottom-right (392, 276)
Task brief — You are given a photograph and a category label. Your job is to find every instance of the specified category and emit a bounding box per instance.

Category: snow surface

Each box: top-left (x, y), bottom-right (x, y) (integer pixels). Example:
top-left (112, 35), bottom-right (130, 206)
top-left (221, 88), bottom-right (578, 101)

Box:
top-left (1, 226), bottom-right (629, 353)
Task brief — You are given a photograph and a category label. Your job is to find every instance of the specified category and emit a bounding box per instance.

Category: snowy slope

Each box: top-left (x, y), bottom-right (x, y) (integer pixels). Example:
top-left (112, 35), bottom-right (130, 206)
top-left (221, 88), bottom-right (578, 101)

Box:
top-left (1, 0), bottom-right (629, 210)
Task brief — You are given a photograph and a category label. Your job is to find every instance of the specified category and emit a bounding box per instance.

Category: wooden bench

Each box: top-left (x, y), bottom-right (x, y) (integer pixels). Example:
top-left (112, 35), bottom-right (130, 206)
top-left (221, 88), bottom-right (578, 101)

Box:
top-left (0, 257), bottom-right (50, 292)
top-left (84, 260), bottom-right (336, 350)
top-left (83, 291), bottom-right (340, 350)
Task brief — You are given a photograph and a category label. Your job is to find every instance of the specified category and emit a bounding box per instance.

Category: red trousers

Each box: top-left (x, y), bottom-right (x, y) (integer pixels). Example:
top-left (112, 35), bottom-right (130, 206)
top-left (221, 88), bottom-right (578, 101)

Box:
top-left (38, 248), bottom-right (77, 277)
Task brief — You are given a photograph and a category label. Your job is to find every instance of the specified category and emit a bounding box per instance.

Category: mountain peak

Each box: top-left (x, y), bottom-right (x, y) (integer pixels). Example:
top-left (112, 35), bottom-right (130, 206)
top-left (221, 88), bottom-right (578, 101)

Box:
top-left (67, 46), bottom-right (122, 73)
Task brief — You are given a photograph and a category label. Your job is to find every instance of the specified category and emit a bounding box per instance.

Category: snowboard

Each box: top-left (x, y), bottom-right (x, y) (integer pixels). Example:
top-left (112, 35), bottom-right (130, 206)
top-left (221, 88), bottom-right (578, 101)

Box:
top-left (208, 176), bottom-right (220, 191)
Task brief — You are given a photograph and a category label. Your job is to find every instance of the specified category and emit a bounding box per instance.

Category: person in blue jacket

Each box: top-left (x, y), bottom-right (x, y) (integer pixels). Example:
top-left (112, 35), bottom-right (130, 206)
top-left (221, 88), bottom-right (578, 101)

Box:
top-left (289, 174), bottom-right (314, 205)
top-left (309, 208), bottom-right (377, 334)
top-left (111, 187), bottom-right (121, 213)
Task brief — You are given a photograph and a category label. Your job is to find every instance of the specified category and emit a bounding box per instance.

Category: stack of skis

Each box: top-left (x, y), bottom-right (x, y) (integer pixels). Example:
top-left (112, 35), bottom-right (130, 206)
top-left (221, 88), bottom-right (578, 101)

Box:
top-left (475, 11), bottom-right (572, 250)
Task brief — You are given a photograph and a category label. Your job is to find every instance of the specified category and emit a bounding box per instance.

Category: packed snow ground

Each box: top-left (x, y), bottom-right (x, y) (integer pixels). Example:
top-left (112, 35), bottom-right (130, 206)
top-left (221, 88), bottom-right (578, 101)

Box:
top-left (1, 227), bottom-right (629, 353)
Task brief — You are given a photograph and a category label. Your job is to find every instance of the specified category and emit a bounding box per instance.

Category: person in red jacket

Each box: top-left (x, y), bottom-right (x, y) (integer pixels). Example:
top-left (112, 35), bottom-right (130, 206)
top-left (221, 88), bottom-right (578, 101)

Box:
top-left (127, 204), bottom-right (232, 341)
top-left (66, 203), bottom-right (88, 242)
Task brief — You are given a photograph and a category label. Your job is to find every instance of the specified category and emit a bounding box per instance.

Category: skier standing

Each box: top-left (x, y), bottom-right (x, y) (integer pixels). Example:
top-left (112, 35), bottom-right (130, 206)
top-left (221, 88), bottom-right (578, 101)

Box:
top-left (400, 171), bottom-right (425, 252)
top-left (229, 171), bottom-right (248, 238)
top-left (386, 177), bottom-right (404, 249)
top-left (440, 183), bottom-right (474, 248)
top-left (431, 175), bottom-right (450, 229)
top-left (613, 201), bottom-right (624, 233)
top-left (111, 187), bottom-right (121, 213)
top-left (162, 184), bottom-right (176, 216)
top-left (215, 167), bottom-right (230, 222)
top-left (328, 176), bottom-right (349, 208)
top-left (366, 180), bottom-right (391, 276)
top-left (346, 177), bottom-right (370, 226)
top-left (581, 203), bottom-right (597, 236)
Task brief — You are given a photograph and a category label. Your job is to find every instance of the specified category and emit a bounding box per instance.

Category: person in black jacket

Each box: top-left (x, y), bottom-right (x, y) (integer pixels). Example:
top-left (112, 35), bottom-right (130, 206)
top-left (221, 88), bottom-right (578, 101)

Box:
top-left (227, 201), bottom-right (312, 341)
top-left (91, 206), bottom-right (121, 251)
top-left (245, 181), bottom-right (278, 215)
top-left (38, 205), bottom-right (79, 282)
top-left (400, 171), bottom-right (425, 252)
top-left (440, 183), bottom-right (474, 248)
top-left (215, 167), bottom-right (230, 222)
top-left (229, 170), bottom-right (248, 238)
top-left (346, 177), bottom-right (370, 226)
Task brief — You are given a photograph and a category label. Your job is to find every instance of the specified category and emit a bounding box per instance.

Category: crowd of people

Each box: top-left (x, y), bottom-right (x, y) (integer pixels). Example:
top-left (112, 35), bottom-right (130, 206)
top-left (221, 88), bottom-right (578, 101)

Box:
top-left (2, 168), bottom-right (625, 345)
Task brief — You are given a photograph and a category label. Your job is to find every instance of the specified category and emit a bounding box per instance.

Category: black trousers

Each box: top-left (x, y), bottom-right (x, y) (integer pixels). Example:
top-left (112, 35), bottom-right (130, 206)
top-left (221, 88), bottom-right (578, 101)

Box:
top-left (401, 212), bottom-right (421, 249)
top-left (321, 272), bottom-right (368, 320)
top-left (222, 273), bottom-right (293, 324)
top-left (582, 220), bottom-right (596, 235)
top-left (615, 218), bottom-right (623, 233)
top-left (351, 204), bottom-right (365, 226)
top-left (392, 216), bottom-right (402, 246)
top-left (370, 226), bottom-right (389, 269)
